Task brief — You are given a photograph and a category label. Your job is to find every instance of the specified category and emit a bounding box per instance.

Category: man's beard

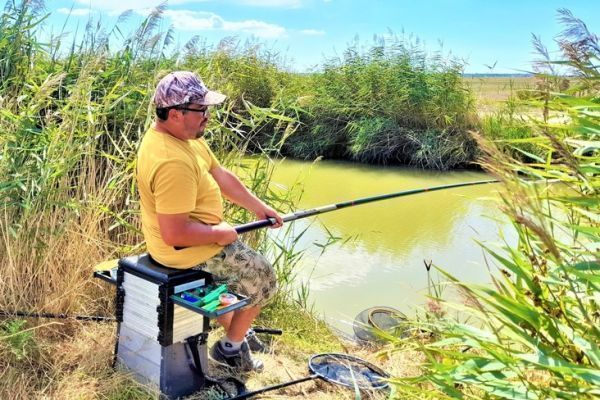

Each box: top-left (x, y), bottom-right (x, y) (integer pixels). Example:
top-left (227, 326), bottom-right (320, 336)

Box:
top-left (195, 119), bottom-right (208, 138)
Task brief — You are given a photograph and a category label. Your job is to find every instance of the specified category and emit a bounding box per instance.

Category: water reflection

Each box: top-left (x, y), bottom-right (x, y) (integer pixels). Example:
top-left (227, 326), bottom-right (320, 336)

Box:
top-left (268, 159), bottom-right (515, 334)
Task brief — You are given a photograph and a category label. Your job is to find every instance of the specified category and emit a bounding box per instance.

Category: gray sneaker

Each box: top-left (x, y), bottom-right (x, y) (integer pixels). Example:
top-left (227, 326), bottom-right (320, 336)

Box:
top-left (245, 329), bottom-right (267, 353)
top-left (210, 341), bottom-right (264, 372)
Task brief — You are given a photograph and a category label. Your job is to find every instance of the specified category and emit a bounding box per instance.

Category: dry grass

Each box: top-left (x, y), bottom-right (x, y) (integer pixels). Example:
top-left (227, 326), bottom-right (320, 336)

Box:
top-left (0, 201), bottom-right (128, 318)
top-left (0, 314), bottom-right (417, 399)
top-left (464, 76), bottom-right (535, 114)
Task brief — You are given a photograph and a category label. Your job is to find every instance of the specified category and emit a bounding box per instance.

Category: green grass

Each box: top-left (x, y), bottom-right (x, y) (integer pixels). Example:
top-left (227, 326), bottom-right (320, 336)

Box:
top-left (258, 300), bottom-right (344, 359)
top-left (390, 9), bottom-right (600, 399)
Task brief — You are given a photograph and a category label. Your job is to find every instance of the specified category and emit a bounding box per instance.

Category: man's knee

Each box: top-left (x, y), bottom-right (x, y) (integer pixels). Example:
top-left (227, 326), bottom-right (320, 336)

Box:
top-left (205, 241), bottom-right (278, 307)
top-left (240, 254), bottom-right (277, 306)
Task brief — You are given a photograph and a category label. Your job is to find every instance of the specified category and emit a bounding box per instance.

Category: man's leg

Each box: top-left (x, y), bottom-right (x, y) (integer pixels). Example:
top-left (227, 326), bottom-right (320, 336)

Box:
top-left (216, 312), bottom-right (233, 332)
top-left (216, 305), bottom-right (260, 339)
top-left (204, 240), bottom-right (277, 371)
top-left (224, 305), bottom-right (261, 341)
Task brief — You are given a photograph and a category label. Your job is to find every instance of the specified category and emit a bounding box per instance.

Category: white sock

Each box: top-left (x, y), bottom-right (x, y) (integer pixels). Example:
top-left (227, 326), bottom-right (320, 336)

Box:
top-left (220, 336), bottom-right (243, 353)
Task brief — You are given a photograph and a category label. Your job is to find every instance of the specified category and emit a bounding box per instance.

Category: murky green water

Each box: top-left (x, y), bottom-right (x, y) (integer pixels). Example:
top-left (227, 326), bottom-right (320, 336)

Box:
top-left (267, 159), bottom-right (515, 335)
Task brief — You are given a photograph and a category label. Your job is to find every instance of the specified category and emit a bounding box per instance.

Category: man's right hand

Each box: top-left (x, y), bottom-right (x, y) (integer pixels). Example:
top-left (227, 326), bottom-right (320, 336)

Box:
top-left (214, 222), bottom-right (238, 246)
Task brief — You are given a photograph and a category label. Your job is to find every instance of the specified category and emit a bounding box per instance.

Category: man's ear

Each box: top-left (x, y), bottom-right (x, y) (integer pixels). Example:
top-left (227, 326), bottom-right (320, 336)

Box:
top-left (168, 108), bottom-right (182, 121)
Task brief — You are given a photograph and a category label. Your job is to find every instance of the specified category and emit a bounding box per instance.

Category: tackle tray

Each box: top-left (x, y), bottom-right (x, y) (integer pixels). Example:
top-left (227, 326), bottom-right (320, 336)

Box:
top-left (170, 284), bottom-right (249, 319)
top-left (94, 268), bottom-right (118, 285)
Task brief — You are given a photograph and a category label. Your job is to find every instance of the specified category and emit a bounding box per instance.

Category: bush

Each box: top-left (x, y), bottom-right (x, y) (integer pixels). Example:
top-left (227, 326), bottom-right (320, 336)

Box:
top-left (282, 35), bottom-right (478, 168)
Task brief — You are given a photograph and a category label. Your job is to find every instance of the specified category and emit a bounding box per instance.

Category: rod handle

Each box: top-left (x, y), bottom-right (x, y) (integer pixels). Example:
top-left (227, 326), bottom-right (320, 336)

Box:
top-left (235, 217), bottom-right (276, 234)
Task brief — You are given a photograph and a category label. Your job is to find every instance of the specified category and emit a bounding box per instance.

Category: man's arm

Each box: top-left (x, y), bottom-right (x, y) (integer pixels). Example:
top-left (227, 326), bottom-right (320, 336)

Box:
top-left (157, 213), bottom-right (237, 247)
top-left (210, 166), bottom-right (283, 227)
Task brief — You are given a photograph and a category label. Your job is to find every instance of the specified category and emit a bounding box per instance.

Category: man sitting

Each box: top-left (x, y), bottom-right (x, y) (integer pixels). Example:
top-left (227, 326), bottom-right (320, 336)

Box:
top-left (136, 71), bottom-right (283, 372)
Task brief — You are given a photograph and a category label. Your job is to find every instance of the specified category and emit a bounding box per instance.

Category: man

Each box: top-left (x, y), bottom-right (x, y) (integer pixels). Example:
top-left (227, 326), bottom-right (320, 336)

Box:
top-left (136, 71), bottom-right (283, 372)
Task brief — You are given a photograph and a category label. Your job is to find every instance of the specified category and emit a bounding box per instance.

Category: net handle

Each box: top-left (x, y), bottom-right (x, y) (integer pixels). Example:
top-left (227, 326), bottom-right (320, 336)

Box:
top-left (226, 374), bottom-right (318, 400)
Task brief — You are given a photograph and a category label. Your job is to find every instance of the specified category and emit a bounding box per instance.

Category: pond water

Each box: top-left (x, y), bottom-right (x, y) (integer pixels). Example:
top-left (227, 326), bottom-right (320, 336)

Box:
top-left (267, 158), bottom-right (516, 335)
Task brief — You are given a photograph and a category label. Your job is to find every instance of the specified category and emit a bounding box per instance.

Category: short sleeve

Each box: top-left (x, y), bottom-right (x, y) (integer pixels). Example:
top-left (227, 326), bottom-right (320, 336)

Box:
top-left (153, 160), bottom-right (197, 214)
top-left (200, 139), bottom-right (220, 169)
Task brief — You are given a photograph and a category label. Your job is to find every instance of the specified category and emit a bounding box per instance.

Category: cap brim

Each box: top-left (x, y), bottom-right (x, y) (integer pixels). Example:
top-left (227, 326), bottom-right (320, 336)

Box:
top-left (201, 91), bottom-right (226, 105)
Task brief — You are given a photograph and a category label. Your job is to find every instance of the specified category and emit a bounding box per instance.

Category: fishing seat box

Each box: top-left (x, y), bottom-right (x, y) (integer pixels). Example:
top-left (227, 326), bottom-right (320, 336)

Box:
top-left (97, 253), bottom-right (248, 399)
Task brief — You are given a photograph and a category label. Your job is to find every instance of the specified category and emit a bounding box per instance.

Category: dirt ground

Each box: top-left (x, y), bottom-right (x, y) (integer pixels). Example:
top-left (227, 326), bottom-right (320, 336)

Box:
top-left (186, 327), bottom-right (422, 400)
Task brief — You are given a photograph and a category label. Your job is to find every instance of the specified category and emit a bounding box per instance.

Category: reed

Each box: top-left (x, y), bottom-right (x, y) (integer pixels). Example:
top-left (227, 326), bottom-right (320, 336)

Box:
top-left (0, 2), bottom-right (319, 397)
top-left (390, 10), bottom-right (600, 398)
top-left (282, 34), bottom-right (479, 169)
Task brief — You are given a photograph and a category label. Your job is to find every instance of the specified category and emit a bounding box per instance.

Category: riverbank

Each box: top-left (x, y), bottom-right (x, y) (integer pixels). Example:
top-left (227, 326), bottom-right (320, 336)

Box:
top-left (0, 295), bottom-right (408, 399)
top-left (3, 3), bottom-right (596, 399)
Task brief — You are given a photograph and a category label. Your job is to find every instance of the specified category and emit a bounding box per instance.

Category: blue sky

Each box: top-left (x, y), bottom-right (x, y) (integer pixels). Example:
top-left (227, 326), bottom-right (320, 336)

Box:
top-left (42, 0), bottom-right (600, 74)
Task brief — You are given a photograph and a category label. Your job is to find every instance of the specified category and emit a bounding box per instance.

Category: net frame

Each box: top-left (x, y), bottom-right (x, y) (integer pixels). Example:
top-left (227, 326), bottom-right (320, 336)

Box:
top-left (308, 353), bottom-right (390, 390)
top-left (353, 306), bottom-right (408, 344)
top-left (226, 352), bottom-right (390, 399)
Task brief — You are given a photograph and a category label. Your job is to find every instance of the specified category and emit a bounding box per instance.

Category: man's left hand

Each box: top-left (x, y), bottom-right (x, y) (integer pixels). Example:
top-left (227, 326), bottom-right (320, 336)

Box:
top-left (253, 204), bottom-right (283, 229)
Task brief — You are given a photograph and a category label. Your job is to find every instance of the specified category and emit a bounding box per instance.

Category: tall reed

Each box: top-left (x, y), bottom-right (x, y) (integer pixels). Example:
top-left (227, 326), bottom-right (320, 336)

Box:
top-left (0, 3), bottom-right (300, 396)
top-left (282, 34), bottom-right (478, 169)
top-left (390, 10), bottom-right (600, 399)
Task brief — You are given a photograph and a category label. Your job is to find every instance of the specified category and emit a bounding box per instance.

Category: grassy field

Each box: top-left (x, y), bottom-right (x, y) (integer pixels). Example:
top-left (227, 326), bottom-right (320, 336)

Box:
top-left (464, 76), bottom-right (535, 113)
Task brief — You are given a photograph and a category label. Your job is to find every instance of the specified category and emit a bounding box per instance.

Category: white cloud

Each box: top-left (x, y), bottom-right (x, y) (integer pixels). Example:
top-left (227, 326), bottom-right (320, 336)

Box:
top-left (236, 0), bottom-right (302, 7)
top-left (68, 1), bottom-right (295, 39)
top-left (57, 7), bottom-right (92, 16)
top-left (74, 0), bottom-right (211, 15)
top-left (300, 29), bottom-right (325, 36)
top-left (162, 9), bottom-right (287, 38)
top-left (162, 10), bottom-right (219, 30)
top-left (223, 19), bottom-right (286, 38)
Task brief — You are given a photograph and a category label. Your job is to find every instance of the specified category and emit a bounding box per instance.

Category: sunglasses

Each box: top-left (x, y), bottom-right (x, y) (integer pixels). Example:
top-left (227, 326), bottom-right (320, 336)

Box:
top-left (175, 106), bottom-right (209, 116)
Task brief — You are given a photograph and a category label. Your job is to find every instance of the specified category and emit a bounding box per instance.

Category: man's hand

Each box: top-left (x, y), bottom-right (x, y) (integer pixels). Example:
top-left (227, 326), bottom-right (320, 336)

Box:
top-left (211, 166), bottom-right (284, 229)
top-left (252, 203), bottom-right (284, 229)
top-left (213, 221), bottom-right (239, 246)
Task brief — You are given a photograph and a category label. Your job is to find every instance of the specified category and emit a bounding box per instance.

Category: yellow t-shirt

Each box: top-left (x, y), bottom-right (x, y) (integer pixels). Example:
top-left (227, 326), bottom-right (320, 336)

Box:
top-left (136, 127), bottom-right (224, 268)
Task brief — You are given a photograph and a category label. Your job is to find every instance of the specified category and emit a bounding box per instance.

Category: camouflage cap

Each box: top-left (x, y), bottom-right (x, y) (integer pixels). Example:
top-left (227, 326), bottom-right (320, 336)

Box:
top-left (153, 71), bottom-right (226, 108)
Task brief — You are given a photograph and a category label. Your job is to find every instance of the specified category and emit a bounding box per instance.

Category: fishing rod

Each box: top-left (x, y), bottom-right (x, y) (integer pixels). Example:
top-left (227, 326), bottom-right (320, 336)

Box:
top-left (173, 178), bottom-right (499, 250)
top-left (3, 179), bottom-right (498, 322)
top-left (235, 179), bottom-right (499, 234)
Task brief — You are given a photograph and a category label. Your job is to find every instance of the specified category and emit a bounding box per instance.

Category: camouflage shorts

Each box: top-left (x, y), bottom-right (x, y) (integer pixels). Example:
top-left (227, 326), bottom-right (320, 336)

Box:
top-left (196, 240), bottom-right (277, 308)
